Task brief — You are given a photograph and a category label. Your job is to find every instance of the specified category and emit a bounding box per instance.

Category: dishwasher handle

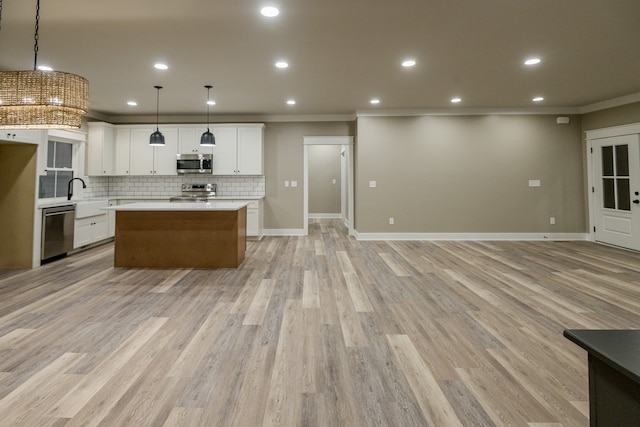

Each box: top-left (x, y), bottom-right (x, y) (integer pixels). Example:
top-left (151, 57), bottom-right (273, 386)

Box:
top-left (43, 205), bottom-right (76, 216)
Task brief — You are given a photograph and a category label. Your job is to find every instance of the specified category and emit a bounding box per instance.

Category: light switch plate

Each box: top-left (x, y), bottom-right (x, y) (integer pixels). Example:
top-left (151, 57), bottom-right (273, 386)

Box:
top-left (529, 180), bottom-right (541, 187)
top-left (291, 181), bottom-right (298, 187)
top-left (285, 180), bottom-right (290, 187)
top-left (369, 181), bottom-right (377, 188)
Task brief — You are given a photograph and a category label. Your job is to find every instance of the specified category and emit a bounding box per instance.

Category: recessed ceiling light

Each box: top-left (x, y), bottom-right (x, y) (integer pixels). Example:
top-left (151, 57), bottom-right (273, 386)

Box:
top-left (37, 65), bottom-right (53, 71)
top-left (402, 59), bottom-right (416, 67)
top-left (207, 100), bottom-right (216, 106)
top-left (127, 101), bottom-right (138, 106)
top-left (370, 99), bottom-right (380, 105)
top-left (261, 6), bottom-right (279, 17)
top-left (533, 96), bottom-right (544, 102)
top-left (524, 58), bottom-right (541, 65)
top-left (275, 61), bottom-right (289, 69)
top-left (154, 63), bottom-right (168, 70)
top-left (286, 99), bottom-right (296, 105)
top-left (451, 97), bottom-right (462, 103)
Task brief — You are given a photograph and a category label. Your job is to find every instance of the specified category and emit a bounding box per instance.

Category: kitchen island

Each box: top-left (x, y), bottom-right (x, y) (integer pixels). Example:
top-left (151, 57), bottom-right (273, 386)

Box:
top-left (109, 202), bottom-right (248, 268)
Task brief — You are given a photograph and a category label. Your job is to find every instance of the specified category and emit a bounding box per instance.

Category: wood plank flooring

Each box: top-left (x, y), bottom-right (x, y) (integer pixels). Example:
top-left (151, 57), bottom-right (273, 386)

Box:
top-left (2, 219), bottom-right (640, 426)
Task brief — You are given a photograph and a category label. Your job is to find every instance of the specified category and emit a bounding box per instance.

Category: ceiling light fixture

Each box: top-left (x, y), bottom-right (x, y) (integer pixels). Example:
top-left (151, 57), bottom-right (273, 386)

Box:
top-left (533, 96), bottom-right (544, 102)
top-left (402, 60), bottom-right (416, 67)
top-left (0, 0), bottom-right (89, 129)
top-left (524, 58), bottom-right (541, 65)
top-left (261, 6), bottom-right (279, 17)
top-left (127, 101), bottom-right (137, 106)
top-left (370, 99), bottom-right (380, 105)
top-left (287, 99), bottom-right (296, 105)
top-left (200, 85), bottom-right (216, 146)
top-left (154, 63), bottom-right (168, 70)
top-left (275, 61), bottom-right (289, 69)
top-left (149, 86), bottom-right (165, 146)
top-left (451, 97), bottom-right (462, 103)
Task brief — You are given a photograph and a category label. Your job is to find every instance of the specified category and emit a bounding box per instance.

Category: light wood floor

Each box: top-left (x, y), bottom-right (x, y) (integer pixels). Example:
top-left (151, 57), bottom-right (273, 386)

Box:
top-left (2, 219), bottom-right (640, 426)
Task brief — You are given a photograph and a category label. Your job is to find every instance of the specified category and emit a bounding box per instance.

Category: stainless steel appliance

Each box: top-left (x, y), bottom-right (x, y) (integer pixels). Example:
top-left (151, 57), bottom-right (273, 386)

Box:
top-left (169, 183), bottom-right (217, 202)
top-left (176, 153), bottom-right (213, 174)
top-left (41, 205), bottom-right (76, 261)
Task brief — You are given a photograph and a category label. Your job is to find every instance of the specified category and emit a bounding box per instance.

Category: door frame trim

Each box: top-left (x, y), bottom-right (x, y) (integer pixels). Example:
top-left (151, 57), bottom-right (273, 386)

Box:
top-left (586, 122), bottom-right (640, 244)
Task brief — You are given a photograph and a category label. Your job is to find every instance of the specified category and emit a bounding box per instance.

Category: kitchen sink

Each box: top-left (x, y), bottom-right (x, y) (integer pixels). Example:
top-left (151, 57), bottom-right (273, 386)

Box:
top-left (75, 199), bottom-right (108, 218)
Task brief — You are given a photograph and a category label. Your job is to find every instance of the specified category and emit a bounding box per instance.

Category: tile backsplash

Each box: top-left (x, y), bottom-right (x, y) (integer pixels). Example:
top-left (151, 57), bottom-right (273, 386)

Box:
top-left (84, 175), bottom-right (265, 198)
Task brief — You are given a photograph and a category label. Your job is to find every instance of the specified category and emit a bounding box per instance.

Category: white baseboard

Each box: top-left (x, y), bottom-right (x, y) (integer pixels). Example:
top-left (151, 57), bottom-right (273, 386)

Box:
top-left (353, 231), bottom-right (589, 241)
top-left (263, 228), bottom-right (307, 236)
top-left (309, 213), bottom-right (342, 219)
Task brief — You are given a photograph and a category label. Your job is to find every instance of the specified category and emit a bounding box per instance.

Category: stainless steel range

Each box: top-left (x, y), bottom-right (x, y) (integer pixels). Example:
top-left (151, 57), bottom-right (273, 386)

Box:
top-left (169, 183), bottom-right (217, 202)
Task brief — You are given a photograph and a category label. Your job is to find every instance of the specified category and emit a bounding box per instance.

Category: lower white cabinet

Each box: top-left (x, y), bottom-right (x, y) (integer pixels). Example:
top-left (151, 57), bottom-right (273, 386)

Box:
top-left (233, 199), bottom-right (263, 238)
top-left (74, 214), bottom-right (108, 248)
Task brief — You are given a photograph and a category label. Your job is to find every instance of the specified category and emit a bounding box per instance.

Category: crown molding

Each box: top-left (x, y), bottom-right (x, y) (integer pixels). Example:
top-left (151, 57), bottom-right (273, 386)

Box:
top-left (85, 92), bottom-right (640, 124)
top-left (579, 92), bottom-right (640, 114)
top-left (355, 107), bottom-right (581, 117)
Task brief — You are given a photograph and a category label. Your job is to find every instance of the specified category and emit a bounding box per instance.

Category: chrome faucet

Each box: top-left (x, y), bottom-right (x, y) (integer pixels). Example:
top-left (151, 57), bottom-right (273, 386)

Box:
top-left (67, 177), bottom-right (87, 200)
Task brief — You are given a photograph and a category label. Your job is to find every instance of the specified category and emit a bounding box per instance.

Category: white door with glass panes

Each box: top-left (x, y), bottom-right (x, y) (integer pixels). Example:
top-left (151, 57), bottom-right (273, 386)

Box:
top-left (592, 134), bottom-right (640, 251)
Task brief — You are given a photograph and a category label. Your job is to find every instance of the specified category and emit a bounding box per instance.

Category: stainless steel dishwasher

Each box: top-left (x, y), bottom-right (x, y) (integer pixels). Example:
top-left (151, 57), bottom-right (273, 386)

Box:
top-left (41, 205), bottom-right (76, 261)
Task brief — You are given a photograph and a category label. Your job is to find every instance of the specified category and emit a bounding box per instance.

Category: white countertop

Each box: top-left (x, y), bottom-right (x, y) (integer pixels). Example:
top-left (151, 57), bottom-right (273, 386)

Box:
top-left (109, 195), bottom-right (264, 200)
top-left (106, 201), bottom-right (250, 211)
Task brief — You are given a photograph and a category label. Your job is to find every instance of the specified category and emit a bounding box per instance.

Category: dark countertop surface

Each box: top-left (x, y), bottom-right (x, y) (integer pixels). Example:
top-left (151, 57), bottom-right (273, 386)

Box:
top-left (564, 329), bottom-right (640, 384)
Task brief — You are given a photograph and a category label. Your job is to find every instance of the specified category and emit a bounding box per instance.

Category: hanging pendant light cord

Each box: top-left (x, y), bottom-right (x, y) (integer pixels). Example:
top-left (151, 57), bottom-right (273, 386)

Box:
top-left (155, 86), bottom-right (161, 131)
top-left (33, 0), bottom-right (41, 70)
top-left (206, 86), bottom-right (211, 131)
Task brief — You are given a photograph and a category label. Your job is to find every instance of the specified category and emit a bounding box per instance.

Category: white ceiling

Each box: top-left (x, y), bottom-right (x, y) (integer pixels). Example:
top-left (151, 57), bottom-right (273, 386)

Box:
top-left (1, 0), bottom-right (639, 120)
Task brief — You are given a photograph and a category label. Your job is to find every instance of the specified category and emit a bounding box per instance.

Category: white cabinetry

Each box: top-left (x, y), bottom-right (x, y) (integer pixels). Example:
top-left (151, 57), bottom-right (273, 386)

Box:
top-left (1, 130), bottom-right (44, 144)
top-left (129, 127), bottom-right (178, 175)
top-left (74, 200), bottom-right (109, 248)
top-left (233, 199), bottom-right (263, 238)
top-left (212, 124), bottom-right (264, 175)
top-left (178, 127), bottom-right (213, 154)
top-left (114, 128), bottom-right (131, 175)
top-left (87, 122), bottom-right (115, 175)
top-left (74, 215), bottom-right (108, 248)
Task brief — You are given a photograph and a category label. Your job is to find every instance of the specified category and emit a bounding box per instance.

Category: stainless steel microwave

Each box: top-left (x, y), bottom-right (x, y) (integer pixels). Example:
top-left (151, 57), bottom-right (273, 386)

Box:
top-left (176, 153), bottom-right (213, 174)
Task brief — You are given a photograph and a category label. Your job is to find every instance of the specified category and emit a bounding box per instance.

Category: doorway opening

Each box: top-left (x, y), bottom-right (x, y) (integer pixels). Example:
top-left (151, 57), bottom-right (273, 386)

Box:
top-left (303, 136), bottom-right (354, 236)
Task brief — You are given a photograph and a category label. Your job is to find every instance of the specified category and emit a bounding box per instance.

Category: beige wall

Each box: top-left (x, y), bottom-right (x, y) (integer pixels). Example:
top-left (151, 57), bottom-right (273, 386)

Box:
top-left (308, 145), bottom-right (341, 215)
top-left (263, 121), bottom-right (354, 229)
top-left (0, 144), bottom-right (37, 267)
top-left (581, 102), bottom-right (640, 132)
top-left (355, 115), bottom-right (586, 233)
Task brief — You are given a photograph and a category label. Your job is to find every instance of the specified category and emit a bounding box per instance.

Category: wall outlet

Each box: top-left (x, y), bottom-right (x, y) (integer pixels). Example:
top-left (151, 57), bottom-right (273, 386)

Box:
top-left (550, 217), bottom-right (555, 225)
top-left (369, 181), bottom-right (377, 188)
top-left (332, 178), bottom-right (337, 184)
top-left (291, 181), bottom-right (298, 187)
top-left (389, 217), bottom-right (394, 225)
top-left (529, 180), bottom-right (541, 187)
top-left (285, 180), bottom-right (290, 187)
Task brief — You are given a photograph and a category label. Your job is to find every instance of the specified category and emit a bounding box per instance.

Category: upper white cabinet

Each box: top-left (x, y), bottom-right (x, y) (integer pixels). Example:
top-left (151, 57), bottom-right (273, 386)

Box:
top-left (212, 124), bottom-right (264, 175)
top-left (129, 126), bottom-right (178, 175)
top-left (178, 127), bottom-right (213, 155)
top-left (1, 130), bottom-right (44, 145)
top-left (114, 128), bottom-right (131, 175)
top-left (85, 122), bottom-right (262, 176)
top-left (87, 122), bottom-right (115, 175)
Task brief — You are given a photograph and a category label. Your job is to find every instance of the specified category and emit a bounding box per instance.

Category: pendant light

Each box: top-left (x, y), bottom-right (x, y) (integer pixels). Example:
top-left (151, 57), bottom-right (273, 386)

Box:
top-left (200, 85), bottom-right (216, 146)
top-left (0, 0), bottom-right (89, 129)
top-left (149, 85), bottom-right (165, 146)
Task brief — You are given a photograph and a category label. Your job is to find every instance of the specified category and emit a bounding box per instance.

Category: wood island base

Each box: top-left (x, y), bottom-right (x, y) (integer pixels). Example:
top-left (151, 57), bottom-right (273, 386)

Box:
top-left (114, 207), bottom-right (247, 268)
